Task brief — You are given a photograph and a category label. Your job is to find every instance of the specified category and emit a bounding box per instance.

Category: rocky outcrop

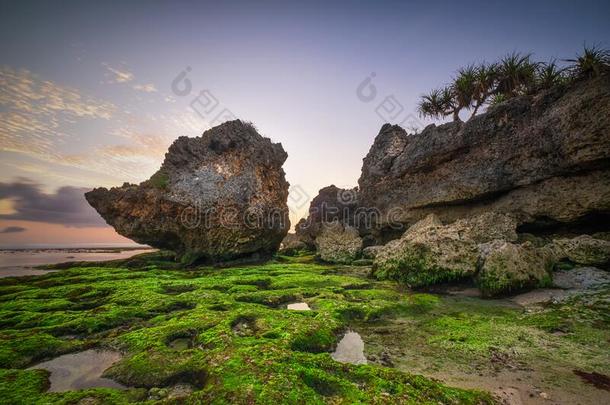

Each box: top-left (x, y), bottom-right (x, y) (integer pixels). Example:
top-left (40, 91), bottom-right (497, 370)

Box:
top-left (373, 213), bottom-right (516, 287)
top-left (551, 235), bottom-right (610, 266)
top-left (278, 233), bottom-right (308, 256)
top-left (86, 120), bottom-right (290, 264)
top-left (358, 76), bottom-right (610, 243)
top-left (314, 222), bottom-right (362, 264)
top-left (295, 185), bottom-right (359, 248)
top-left (362, 246), bottom-right (384, 259)
top-left (372, 213), bottom-right (553, 295)
top-left (477, 241), bottom-right (554, 297)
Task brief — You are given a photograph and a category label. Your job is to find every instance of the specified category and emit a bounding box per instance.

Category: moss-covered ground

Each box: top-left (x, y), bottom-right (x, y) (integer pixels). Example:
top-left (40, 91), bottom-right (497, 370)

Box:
top-left (0, 253), bottom-right (607, 404)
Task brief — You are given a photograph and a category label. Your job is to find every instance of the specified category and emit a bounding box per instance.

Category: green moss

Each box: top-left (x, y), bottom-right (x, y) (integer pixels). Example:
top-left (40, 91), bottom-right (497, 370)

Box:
top-left (0, 256), bottom-right (506, 403)
top-left (373, 246), bottom-right (469, 288)
top-left (148, 170), bottom-right (169, 189)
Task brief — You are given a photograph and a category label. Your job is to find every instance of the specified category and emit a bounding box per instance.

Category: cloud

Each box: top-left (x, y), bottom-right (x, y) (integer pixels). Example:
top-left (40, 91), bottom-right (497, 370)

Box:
top-left (133, 83), bottom-right (157, 93)
top-left (0, 66), bottom-right (115, 163)
top-left (0, 226), bottom-right (26, 234)
top-left (0, 178), bottom-right (106, 227)
top-left (102, 63), bottom-right (134, 83)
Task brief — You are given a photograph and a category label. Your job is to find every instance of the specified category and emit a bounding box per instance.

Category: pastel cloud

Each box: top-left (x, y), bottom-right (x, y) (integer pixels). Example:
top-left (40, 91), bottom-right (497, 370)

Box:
top-left (0, 66), bottom-right (115, 163)
top-left (102, 63), bottom-right (134, 83)
top-left (133, 83), bottom-right (157, 93)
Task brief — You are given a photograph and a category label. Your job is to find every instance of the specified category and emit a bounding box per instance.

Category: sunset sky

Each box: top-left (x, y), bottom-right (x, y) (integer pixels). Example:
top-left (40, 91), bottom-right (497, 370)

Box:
top-left (1, 0), bottom-right (609, 247)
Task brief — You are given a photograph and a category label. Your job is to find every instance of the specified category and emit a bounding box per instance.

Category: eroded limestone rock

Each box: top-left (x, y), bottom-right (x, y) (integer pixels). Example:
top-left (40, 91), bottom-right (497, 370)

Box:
top-left (86, 120), bottom-right (290, 264)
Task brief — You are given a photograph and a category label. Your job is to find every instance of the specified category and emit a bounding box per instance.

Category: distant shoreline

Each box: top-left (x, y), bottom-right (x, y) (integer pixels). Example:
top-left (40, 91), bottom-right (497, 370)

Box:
top-left (0, 245), bottom-right (151, 252)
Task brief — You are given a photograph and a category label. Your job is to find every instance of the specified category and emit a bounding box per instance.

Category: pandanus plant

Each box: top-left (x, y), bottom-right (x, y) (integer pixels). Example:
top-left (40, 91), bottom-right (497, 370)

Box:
top-left (565, 45), bottom-right (610, 79)
top-left (417, 87), bottom-right (458, 122)
top-left (418, 46), bottom-right (609, 124)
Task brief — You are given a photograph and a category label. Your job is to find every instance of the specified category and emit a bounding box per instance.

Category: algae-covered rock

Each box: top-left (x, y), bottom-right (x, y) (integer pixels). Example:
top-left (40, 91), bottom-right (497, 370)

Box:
top-left (314, 222), bottom-right (362, 264)
top-left (85, 120), bottom-right (290, 264)
top-left (372, 215), bottom-right (480, 287)
top-left (372, 213), bottom-right (517, 288)
top-left (362, 245), bottom-right (384, 259)
top-left (477, 241), bottom-right (555, 297)
top-left (551, 235), bottom-right (610, 266)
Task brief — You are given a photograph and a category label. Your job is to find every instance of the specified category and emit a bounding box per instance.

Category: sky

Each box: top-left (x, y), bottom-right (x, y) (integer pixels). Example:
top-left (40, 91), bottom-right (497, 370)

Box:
top-left (1, 0), bottom-right (609, 247)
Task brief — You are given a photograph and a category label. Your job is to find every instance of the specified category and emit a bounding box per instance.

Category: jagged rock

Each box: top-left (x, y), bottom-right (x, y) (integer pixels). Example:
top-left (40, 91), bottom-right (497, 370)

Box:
top-left (551, 235), bottom-right (610, 266)
top-left (453, 212), bottom-right (518, 243)
top-left (552, 266), bottom-right (610, 290)
top-left (86, 120), bottom-right (290, 264)
top-left (358, 76), bottom-right (610, 242)
top-left (372, 215), bottom-right (480, 287)
top-left (372, 213), bottom-right (518, 289)
top-left (279, 233), bottom-right (309, 255)
top-left (477, 241), bottom-right (555, 297)
top-left (295, 185), bottom-right (359, 248)
top-left (314, 222), bottom-right (362, 264)
top-left (362, 246), bottom-right (384, 259)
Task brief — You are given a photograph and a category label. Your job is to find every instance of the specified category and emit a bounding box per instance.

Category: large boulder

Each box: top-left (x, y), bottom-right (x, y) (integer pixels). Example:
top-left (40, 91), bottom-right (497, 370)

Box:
top-left (477, 241), bottom-right (555, 297)
top-left (551, 235), bottom-right (610, 266)
top-left (86, 120), bottom-right (290, 264)
top-left (278, 233), bottom-right (309, 256)
top-left (295, 185), bottom-right (359, 248)
top-left (373, 213), bottom-right (515, 287)
top-left (314, 222), bottom-right (362, 264)
top-left (362, 246), bottom-right (384, 259)
top-left (373, 212), bottom-right (554, 295)
top-left (358, 76), bottom-right (610, 243)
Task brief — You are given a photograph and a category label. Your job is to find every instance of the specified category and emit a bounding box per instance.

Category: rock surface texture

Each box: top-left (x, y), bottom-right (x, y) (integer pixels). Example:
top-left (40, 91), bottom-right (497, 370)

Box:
top-left (314, 222), bottom-right (363, 264)
top-left (477, 240), bottom-right (555, 297)
top-left (373, 213), bottom-right (555, 295)
top-left (86, 120), bottom-right (290, 263)
top-left (295, 185), bottom-right (359, 249)
top-left (358, 76), bottom-right (610, 242)
top-left (278, 233), bottom-right (308, 256)
top-left (551, 235), bottom-right (610, 267)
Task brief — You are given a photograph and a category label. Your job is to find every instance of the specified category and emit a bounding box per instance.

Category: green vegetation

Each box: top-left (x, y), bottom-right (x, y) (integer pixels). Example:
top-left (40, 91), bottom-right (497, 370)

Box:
top-left (148, 170), bottom-right (169, 190)
top-left (418, 45), bottom-right (609, 122)
top-left (1, 253), bottom-right (608, 403)
top-left (358, 287), bottom-right (610, 400)
top-left (0, 253), bottom-right (494, 404)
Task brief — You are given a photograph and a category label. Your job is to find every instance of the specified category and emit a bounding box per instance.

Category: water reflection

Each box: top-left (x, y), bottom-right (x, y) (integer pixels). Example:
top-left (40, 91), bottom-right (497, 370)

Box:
top-left (287, 302), bottom-right (311, 310)
top-left (332, 330), bottom-right (367, 365)
top-left (28, 349), bottom-right (125, 392)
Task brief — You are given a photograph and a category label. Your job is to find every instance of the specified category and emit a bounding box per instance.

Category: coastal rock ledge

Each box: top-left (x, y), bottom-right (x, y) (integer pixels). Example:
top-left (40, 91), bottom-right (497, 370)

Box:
top-left (86, 120), bottom-right (290, 264)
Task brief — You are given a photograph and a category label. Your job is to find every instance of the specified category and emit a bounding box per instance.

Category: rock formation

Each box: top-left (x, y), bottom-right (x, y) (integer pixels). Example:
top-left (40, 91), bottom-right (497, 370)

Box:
top-left (372, 213), bottom-right (529, 293)
top-left (358, 76), bottom-right (610, 243)
top-left (295, 185), bottom-right (359, 249)
top-left (477, 240), bottom-right (555, 297)
top-left (314, 221), bottom-right (363, 264)
top-left (278, 233), bottom-right (308, 256)
top-left (551, 235), bottom-right (610, 267)
top-left (86, 120), bottom-right (290, 264)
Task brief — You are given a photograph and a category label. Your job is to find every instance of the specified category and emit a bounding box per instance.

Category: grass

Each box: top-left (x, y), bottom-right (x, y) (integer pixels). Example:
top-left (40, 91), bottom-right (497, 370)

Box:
top-left (1, 252), bottom-right (607, 403)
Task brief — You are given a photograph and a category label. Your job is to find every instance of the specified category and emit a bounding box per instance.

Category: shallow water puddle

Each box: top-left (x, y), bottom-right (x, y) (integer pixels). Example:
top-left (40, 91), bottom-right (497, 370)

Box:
top-left (287, 302), bottom-right (310, 310)
top-left (332, 330), bottom-right (367, 365)
top-left (168, 337), bottom-right (192, 350)
top-left (28, 349), bottom-right (126, 392)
